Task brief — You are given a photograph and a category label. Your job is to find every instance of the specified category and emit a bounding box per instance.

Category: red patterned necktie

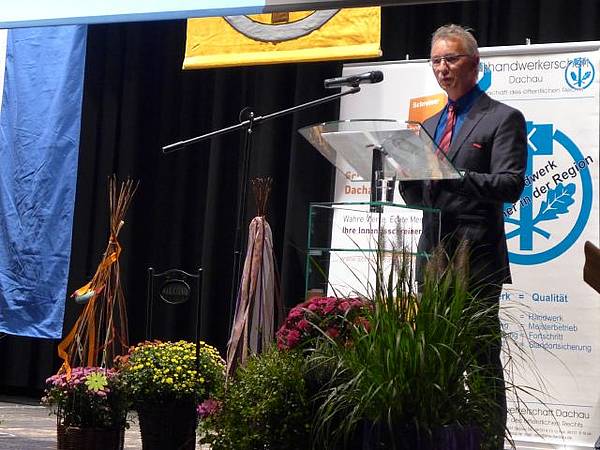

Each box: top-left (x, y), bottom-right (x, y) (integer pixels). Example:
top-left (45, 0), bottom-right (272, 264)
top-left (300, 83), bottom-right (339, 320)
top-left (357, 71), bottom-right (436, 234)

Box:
top-left (437, 103), bottom-right (456, 156)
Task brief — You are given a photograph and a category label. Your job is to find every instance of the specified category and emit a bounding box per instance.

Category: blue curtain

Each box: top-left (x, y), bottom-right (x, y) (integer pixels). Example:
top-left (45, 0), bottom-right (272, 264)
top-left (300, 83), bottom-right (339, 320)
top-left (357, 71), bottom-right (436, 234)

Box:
top-left (0, 25), bottom-right (87, 338)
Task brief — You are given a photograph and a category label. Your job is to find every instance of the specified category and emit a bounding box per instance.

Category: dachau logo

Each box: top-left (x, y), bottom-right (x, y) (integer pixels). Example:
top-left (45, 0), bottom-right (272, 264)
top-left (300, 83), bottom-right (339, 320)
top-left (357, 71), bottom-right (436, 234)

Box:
top-left (504, 122), bottom-right (594, 265)
top-left (565, 57), bottom-right (595, 90)
top-left (478, 58), bottom-right (595, 265)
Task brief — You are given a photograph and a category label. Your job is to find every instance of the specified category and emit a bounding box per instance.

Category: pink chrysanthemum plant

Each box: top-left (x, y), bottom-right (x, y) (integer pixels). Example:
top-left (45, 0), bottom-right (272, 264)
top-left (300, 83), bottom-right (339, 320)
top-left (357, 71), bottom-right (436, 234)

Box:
top-left (42, 367), bottom-right (129, 430)
top-left (276, 296), bottom-right (371, 350)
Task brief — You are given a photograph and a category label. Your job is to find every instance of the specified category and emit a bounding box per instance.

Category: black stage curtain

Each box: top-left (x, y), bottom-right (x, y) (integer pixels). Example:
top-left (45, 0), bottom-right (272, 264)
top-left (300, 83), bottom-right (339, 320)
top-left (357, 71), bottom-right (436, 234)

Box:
top-left (2, 0), bottom-right (600, 394)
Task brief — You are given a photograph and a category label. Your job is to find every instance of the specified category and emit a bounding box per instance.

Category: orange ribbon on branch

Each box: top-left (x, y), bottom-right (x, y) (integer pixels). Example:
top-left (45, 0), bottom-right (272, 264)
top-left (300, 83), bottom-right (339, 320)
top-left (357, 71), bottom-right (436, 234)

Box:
top-left (57, 177), bottom-right (138, 375)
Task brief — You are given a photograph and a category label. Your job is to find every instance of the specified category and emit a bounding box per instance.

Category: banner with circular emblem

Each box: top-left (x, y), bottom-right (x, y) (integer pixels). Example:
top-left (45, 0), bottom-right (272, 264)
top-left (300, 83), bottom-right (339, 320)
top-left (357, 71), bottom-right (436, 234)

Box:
top-left (183, 7), bottom-right (380, 69)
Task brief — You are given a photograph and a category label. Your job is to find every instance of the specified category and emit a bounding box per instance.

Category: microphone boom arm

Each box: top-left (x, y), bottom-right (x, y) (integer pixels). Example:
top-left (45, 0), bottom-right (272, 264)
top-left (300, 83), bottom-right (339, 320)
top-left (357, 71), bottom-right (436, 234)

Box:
top-left (162, 86), bottom-right (361, 153)
top-left (161, 83), bottom-right (364, 337)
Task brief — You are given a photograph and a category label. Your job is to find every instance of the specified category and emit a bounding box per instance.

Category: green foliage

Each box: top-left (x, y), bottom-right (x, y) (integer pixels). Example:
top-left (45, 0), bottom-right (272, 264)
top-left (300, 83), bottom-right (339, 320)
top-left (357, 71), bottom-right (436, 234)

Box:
top-left (203, 347), bottom-right (312, 450)
top-left (42, 367), bottom-right (129, 429)
top-left (309, 247), bottom-right (502, 448)
top-left (118, 340), bottom-right (225, 405)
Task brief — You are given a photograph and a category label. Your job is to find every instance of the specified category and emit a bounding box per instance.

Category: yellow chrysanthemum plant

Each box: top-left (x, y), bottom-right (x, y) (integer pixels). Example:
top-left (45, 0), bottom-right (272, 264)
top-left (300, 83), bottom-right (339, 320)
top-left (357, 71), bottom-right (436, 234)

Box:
top-left (117, 340), bottom-right (225, 406)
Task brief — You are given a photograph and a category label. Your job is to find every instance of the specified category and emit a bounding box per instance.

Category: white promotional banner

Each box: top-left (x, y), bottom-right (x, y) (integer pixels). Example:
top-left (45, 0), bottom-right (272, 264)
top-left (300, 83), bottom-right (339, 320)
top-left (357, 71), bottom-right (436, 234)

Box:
top-left (330, 42), bottom-right (600, 449)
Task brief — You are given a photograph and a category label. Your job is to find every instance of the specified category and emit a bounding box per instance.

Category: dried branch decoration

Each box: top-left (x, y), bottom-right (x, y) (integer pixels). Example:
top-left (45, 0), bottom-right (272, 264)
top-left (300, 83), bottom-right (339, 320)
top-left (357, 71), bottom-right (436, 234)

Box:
top-left (227, 176), bottom-right (282, 377)
top-left (57, 176), bottom-right (139, 374)
top-left (251, 177), bottom-right (272, 217)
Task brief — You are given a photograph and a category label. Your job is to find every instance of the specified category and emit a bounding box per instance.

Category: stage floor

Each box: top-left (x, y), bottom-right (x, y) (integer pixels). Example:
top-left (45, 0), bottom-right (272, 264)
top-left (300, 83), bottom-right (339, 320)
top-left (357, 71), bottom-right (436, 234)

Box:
top-left (0, 396), bottom-right (209, 449)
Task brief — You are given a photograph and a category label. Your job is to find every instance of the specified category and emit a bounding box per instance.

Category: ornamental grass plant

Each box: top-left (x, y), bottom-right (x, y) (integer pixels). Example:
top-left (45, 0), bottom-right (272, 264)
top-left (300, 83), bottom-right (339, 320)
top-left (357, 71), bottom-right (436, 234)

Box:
top-left (308, 243), bottom-right (511, 449)
top-left (117, 340), bottom-right (225, 405)
top-left (42, 367), bottom-right (129, 429)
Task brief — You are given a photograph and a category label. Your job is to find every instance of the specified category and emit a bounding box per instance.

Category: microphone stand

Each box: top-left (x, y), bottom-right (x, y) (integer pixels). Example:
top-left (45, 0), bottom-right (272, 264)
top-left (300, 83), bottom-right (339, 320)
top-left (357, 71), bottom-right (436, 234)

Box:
top-left (369, 146), bottom-right (384, 213)
top-left (162, 85), bottom-right (362, 333)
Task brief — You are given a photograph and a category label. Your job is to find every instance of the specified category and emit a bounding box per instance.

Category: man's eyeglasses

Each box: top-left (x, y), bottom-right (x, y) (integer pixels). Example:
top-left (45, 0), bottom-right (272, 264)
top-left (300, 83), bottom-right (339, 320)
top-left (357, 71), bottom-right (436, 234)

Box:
top-left (430, 54), bottom-right (470, 67)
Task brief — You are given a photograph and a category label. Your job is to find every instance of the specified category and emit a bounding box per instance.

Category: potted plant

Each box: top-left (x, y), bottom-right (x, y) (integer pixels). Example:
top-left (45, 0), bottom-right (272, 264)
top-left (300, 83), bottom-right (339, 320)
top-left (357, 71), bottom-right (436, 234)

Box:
top-left (276, 295), bottom-right (370, 350)
top-left (307, 246), bottom-right (515, 450)
top-left (118, 339), bottom-right (225, 450)
top-left (200, 346), bottom-right (312, 450)
top-left (197, 296), bottom-right (372, 450)
top-left (42, 367), bottom-right (129, 450)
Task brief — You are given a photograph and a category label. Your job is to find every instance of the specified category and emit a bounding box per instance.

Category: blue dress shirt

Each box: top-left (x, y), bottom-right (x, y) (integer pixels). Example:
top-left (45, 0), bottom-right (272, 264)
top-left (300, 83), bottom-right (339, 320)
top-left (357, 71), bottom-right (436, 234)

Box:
top-left (434, 85), bottom-right (484, 146)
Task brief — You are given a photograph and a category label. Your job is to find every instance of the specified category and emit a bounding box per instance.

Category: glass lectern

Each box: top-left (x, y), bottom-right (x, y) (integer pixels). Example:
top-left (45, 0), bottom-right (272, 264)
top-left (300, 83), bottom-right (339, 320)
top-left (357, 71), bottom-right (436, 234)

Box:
top-left (299, 119), bottom-right (463, 297)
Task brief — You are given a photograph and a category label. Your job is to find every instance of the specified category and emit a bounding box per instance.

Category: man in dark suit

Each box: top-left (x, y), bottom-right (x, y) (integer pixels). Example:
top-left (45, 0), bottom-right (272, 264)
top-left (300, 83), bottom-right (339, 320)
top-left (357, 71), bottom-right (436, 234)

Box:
top-left (400, 24), bottom-right (527, 449)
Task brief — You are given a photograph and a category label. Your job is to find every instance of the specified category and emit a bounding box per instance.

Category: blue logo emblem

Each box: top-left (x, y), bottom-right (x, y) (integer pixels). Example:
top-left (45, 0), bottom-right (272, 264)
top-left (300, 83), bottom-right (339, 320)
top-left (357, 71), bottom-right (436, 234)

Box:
top-left (504, 122), bottom-right (593, 265)
top-left (565, 57), bottom-right (595, 90)
top-left (478, 63), bottom-right (492, 92)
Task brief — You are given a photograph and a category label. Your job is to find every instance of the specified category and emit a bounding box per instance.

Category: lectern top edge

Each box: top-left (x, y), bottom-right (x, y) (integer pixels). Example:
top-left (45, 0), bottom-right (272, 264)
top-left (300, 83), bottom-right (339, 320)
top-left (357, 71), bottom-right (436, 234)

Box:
top-left (298, 119), bottom-right (462, 182)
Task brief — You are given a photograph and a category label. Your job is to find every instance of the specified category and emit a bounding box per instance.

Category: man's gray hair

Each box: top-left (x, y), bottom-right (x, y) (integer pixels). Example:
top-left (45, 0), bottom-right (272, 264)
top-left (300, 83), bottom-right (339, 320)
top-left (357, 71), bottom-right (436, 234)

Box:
top-left (431, 24), bottom-right (479, 56)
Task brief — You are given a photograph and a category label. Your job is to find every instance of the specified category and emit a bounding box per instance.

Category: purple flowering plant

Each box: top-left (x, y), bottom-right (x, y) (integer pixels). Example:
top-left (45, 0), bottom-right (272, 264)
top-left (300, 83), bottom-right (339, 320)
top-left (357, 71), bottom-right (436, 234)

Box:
top-left (197, 398), bottom-right (222, 419)
top-left (276, 296), bottom-right (370, 350)
top-left (42, 367), bottom-right (129, 429)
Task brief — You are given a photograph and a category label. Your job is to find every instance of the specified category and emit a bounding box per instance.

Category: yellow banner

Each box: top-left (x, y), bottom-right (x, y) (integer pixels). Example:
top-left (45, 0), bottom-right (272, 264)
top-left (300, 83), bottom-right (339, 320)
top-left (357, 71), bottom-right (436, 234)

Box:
top-left (184, 7), bottom-right (381, 69)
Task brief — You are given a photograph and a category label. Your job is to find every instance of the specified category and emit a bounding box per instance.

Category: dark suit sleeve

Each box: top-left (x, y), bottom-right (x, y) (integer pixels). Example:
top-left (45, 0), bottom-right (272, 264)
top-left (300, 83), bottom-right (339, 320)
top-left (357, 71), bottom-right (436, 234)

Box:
top-left (397, 116), bottom-right (439, 206)
top-left (398, 180), bottom-right (424, 206)
top-left (443, 108), bottom-right (527, 203)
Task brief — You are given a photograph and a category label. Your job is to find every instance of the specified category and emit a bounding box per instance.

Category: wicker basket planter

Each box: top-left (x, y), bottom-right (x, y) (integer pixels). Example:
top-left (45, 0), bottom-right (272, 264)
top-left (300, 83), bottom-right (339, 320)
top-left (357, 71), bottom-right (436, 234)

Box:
top-left (57, 424), bottom-right (125, 450)
top-left (137, 399), bottom-right (198, 450)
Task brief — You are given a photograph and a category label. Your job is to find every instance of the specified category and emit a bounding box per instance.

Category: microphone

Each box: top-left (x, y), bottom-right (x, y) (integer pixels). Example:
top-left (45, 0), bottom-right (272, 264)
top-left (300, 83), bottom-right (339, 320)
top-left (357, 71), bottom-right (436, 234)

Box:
top-left (324, 70), bottom-right (384, 89)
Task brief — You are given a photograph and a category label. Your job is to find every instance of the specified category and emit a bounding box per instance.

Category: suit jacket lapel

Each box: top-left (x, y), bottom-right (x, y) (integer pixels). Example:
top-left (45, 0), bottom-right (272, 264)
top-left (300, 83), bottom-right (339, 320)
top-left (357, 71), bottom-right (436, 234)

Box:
top-left (422, 112), bottom-right (441, 142)
top-left (446, 93), bottom-right (491, 162)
